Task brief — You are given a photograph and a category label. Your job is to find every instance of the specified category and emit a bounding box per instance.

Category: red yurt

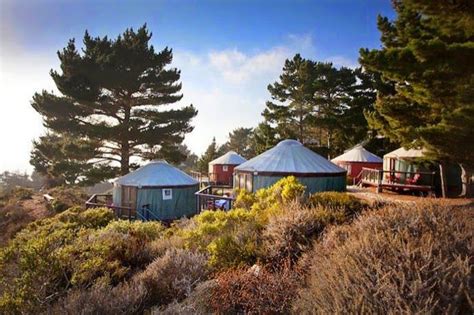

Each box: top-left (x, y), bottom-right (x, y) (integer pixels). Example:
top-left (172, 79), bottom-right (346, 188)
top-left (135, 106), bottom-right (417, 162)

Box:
top-left (331, 145), bottom-right (383, 179)
top-left (208, 151), bottom-right (247, 185)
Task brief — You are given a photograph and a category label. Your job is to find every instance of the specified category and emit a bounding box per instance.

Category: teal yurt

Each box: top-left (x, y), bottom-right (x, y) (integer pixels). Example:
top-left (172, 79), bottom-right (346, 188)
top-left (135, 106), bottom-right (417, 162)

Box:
top-left (112, 160), bottom-right (199, 220)
top-left (234, 139), bottom-right (347, 194)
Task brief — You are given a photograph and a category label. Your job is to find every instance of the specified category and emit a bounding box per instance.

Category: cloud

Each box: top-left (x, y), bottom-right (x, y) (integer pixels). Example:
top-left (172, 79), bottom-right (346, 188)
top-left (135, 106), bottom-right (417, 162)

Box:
top-left (0, 32), bottom-right (359, 172)
top-left (326, 55), bottom-right (359, 69)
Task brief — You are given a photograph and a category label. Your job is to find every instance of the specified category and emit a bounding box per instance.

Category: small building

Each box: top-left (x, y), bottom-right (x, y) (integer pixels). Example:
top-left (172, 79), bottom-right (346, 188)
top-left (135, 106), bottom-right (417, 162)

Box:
top-left (209, 151), bottom-right (247, 185)
top-left (112, 160), bottom-right (199, 221)
top-left (331, 145), bottom-right (383, 179)
top-left (234, 139), bottom-right (346, 194)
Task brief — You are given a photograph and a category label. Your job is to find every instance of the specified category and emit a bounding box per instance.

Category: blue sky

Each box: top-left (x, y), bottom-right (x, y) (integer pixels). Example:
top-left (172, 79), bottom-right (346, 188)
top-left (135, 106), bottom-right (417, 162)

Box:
top-left (0, 0), bottom-right (394, 173)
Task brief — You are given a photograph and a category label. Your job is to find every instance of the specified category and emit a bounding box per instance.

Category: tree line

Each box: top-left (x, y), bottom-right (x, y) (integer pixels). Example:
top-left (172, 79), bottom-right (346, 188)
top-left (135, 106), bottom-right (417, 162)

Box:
top-left (30, 0), bottom-right (473, 195)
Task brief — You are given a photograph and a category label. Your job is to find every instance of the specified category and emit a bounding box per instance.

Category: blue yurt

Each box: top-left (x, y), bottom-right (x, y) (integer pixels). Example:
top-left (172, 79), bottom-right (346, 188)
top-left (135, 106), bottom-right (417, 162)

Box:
top-left (234, 139), bottom-right (347, 194)
top-left (112, 160), bottom-right (199, 220)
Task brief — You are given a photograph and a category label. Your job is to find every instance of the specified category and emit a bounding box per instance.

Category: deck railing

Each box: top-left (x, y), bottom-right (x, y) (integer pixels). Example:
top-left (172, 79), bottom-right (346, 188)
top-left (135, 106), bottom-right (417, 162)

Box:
top-left (195, 185), bottom-right (234, 212)
top-left (85, 194), bottom-right (136, 220)
top-left (358, 168), bottom-right (436, 193)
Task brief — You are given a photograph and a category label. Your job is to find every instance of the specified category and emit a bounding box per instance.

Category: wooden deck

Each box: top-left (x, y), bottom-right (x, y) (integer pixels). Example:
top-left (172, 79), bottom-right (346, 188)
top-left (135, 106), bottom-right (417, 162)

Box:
top-left (85, 194), bottom-right (137, 220)
top-left (357, 168), bottom-right (436, 195)
top-left (195, 185), bottom-right (234, 212)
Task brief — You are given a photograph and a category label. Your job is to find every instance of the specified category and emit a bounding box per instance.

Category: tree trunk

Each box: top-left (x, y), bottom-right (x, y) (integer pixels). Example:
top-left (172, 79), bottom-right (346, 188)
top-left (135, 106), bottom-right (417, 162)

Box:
top-left (439, 162), bottom-right (448, 198)
top-left (120, 107), bottom-right (131, 175)
top-left (459, 163), bottom-right (471, 197)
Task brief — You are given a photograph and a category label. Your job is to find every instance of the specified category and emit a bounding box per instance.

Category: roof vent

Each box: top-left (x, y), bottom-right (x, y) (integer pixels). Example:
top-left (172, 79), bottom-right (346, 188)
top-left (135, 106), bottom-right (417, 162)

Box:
top-left (276, 139), bottom-right (302, 147)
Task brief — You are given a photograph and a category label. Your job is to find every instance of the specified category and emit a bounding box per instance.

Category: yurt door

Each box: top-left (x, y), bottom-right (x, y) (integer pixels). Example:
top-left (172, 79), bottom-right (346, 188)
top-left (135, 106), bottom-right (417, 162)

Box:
top-left (121, 186), bottom-right (137, 210)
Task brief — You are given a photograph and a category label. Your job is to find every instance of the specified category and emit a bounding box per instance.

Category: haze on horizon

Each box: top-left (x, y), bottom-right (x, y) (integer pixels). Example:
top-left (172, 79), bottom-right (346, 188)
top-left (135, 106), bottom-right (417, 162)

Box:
top-left (0, 0), bottom-right (394, 173)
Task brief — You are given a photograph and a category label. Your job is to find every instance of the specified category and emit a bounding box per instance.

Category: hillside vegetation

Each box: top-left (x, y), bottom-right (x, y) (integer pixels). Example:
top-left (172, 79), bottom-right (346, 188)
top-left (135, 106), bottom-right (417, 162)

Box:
top-left (0, 177), bottom-right (472, 314)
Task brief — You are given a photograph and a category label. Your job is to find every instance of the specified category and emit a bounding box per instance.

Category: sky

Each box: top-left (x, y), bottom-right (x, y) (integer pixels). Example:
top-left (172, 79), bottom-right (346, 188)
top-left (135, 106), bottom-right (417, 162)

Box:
top-left (0, 0), bottom-right (394, 173)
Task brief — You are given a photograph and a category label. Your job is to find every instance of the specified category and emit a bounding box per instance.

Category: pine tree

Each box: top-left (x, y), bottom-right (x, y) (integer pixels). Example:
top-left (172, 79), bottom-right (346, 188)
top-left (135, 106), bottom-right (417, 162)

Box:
top-left (252, 122), bottom-right (279, 155)
top-left (30, 134), bottom-right (116, 186)
top-left (263, 54), bottom-right (374, 157)
top-left (263, 54), bottom-right (316, 143)
top-left (360, 0), bottom-right (474, 196)
top-left (31, 25), bottom-right (197, 180)
top-left (224, 127), bottom-right (255, 159)
top-left (197, 137), bottom-right (219, 174)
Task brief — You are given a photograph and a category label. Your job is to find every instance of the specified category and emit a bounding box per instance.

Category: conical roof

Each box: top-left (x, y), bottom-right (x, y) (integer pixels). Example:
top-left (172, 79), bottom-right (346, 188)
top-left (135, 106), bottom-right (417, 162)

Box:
top-left (235, 139), bottom-right (346, 175)
top-left (116, 160), bottom-right (198, 187)
top-left (331, 145), bottom-right (382, 163)
top-left (384, 147), bottom-right (426, 159)
top-left (209, 151), bottom-right (247, 165)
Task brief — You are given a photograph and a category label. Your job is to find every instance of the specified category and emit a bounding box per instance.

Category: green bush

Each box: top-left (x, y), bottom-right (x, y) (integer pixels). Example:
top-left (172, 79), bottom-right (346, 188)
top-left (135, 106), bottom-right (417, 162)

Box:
top-left (294, 202), bottom-right (473, 314)
top-left (0, 207), bottom-right (164, 313)
top-left (183, 209), bottom-right (260, 269)
top-left (308, 191), bottom-right (367, 216)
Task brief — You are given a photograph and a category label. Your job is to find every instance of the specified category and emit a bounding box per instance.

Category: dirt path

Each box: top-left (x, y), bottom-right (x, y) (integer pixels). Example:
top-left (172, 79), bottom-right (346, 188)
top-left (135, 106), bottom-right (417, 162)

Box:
top-left (348, 186), bottom-right (474, 207)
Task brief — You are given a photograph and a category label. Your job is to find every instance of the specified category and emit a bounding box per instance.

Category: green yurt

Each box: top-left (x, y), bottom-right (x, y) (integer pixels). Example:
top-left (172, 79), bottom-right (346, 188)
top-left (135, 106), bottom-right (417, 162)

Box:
top-left (234, 139), bottom-right (347, 194)
top-left (112, 160), bottom-right (199, 220)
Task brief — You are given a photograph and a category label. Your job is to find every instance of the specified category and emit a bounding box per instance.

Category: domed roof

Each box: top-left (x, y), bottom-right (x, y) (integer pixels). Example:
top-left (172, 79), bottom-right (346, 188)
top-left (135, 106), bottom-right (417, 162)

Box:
top-left (384, 147), bottom-right (426, 159)
top-left (116, 160), bottom-right (198, 187)
top-left (331, 145), bottom-right (382, 163)
top-left (235, 140), bottom-right (346, 175)
top-left (209, 151), bottom-right (247, 165)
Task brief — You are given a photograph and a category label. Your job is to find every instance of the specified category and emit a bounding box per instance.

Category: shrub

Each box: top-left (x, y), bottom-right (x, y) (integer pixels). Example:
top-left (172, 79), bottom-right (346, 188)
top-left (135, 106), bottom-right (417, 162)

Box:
top-left (157, 280), bottom-right (216, 315)
top-left (251, 176), bottom-right (306, 220)
top-left (210, 266), bottom-right (300, 314)
top-left (294, 202), bottom-right (473, 314)
top-left (6, 187), bottom-right (34, 200)
top-left (261, 202), bottom-right (349, 266)
top-left (0, 207), bottom-right (162, 313)
top-left (61, 219), bottom-right (163, 286)
top-left (233, 188), bottom-right (256, 209)
top-left (183, 209), bottom-right (260, 269)
top-left (0, 204), bottom-right (33, 246)
top-left (134, 248), bottom-right (209, 308)
top-left (308, 191), bottom-right (368, 216)
top-left (47, 186), bottom-right (88, 213)
top-left (0, 207), bottom-right (103, 313)
top-left (52, 281), bottom-right (146, 315)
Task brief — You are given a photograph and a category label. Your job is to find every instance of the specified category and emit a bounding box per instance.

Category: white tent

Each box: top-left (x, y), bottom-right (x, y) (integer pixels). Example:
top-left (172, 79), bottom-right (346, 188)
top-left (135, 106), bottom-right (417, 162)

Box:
top-left (209, 151), bottom-right (247, 166)
top-left (332, 145), bottom-right (382, 163)
top-left (209, 151), bottom-right (247, 173)
top-left (384, 147), bottom-right (426, 159)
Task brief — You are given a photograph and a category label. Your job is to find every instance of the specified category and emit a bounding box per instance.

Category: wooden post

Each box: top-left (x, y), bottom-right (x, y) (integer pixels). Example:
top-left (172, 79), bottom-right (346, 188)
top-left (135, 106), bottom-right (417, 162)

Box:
top-left (376, 169), bottom-right (383, 193)
top-left (439, 163), bottom-right (448, 198)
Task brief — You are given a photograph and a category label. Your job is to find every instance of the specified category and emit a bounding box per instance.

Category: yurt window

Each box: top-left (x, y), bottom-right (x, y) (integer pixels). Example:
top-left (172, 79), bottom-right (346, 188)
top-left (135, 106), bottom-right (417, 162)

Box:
top-left (245, 174), bottom-right (253, 192)
top-left (162, 188), bottom-right (173, 200)
top-left (223, 165), bottom-right (228, 172)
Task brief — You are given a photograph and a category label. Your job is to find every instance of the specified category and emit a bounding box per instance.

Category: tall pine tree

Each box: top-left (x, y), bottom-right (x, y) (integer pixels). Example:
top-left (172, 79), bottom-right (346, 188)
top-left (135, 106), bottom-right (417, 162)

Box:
top-left (31, 25), bottom-right (197, 179)
top-left (360, 0), bottom-right (474, 196)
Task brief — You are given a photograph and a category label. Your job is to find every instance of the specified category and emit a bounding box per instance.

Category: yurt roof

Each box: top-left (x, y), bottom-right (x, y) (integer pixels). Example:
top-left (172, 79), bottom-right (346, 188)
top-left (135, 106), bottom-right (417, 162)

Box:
top-left (235, 139), bottom-right (346, 175)
top-left (384, 147), bottom-right (426, 159)
top-left (209, 151), bottom-right (247, 165)
top-left (115, 160), bottom-right (198, 187)
top-left (331, 145), bottom-right (383, 163)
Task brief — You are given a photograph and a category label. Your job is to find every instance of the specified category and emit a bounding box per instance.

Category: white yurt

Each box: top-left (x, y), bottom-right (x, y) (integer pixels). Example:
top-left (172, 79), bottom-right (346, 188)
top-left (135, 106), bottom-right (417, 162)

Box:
top-left (331, 145), bottom-right (383, 178)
